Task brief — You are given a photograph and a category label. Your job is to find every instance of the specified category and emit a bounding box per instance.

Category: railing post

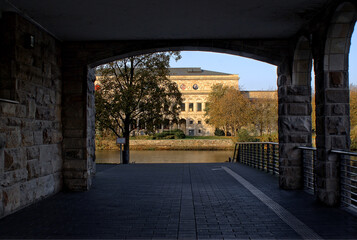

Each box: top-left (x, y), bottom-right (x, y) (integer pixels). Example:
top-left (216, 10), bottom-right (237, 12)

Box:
top-left (272, 144), bottom-right (276, 175)
top-left (261, 143), bottom-right (265, 171)
top-left (268, 143), bottom-right (270, 172)
top-left (233, 143), bottom-right (238, 162)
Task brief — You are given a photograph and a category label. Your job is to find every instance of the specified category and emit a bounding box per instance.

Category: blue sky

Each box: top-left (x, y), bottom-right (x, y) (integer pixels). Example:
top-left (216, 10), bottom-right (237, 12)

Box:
top-left (170, 32), bottom-right (357, 91)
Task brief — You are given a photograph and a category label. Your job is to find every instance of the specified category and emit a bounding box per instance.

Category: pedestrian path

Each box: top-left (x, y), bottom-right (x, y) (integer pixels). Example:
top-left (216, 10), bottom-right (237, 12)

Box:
top-left (0, 163), bottom-right (356, 239)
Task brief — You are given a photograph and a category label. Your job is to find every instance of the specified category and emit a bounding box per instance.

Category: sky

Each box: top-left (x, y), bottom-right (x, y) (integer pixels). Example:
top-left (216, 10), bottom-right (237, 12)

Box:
top-left (170, 30), bottom-right (357, 91)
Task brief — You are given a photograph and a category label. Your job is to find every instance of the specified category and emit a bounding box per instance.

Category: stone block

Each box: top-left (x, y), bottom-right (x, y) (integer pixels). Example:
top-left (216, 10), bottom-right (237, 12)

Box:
top-left (63, 170), bottom-right (88, 179)
top-left (334, 11), bottom-right (355, 23)
top-left (35, 88), bottom-right (44, 104)
top-left (53, 172), bottom-right (62, 193)
top-left (63, 138), bottom-right (86, 148)
top-left (329, 71), bottom-right (345, 88)
top-left (0, 102), bottom-right (16, 116)
top-left (289, 134), bottom-right (309, 144)
top-left (329, 38), bottom-right (347, 54)
top-left (20, 178), bottom-right (38, 205)
top-left (279, 116), bottom-right (311, 133)
top-left (288, 103), bottom-right (308, 115)
top-left (27, 99), bottom-right (36, 119)
top-left (65, 149), bottom-right (83, 160)
top-left (33, 131), bottom-right (43, 145)
top-left (330, 23), bottom-right (350, 38)
top-left (326, 90), bottom-right (349, 103)
top-left (6, 128), bottom-right (21, 148)
top-left (21, 131), bottom-right (34, 146)
top-left (328, 54), bottom-right (345, 71)
top-left (26, 146), bottom-right (39, 160)
top-left (4, 148), bottom-right (26, 171)
top-left (7, 117), bottom-right (21, 127)
top-left (1, 169), bottom-right (28, 187)
top-left (52, 157), bottom-right (63, 173)
top-left (0, 190), bottom-right (3, 217)
top-left (279, 143), bottom-right (301, 160)
top-left (27, 159), bottom-right (41, 179)
top-left (36, 106), bottom-right (55, 121)
top-left (40, 160), bottom-right (53, 176)
top-left (332, 104), bottom-right (345, 115)
top-left (15, 104), bottom-right (26, 118)
top-left (279, 166), bottom-right (302, 190)
top-left (327, 117), bottom-right (348, 134)
top-left (36, 175), bottom-right (55, 199)
top-left (331, 135), bottom-right (348, 149)
top-left (39, 145), bottom-right (60, 163)
top-left (64, 177), bottom-right (90, 191)
top-left (2, 184), bottom-right (21, 215)
top-left (64, 159), bottom-right (87, 171)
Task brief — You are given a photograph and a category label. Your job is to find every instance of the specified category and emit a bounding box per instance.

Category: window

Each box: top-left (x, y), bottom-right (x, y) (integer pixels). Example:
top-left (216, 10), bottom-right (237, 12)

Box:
top-left (189, 120), bottom-right (194, 125)
top-left (198, 129), bottom-right (202, 133)
top-left (205, 102), bottom-right (209, 111)
top-left (198, 120), bottom-right (202, 125)
top-left (189, 103), bottom-right (193, 112)
top-left (180, 103), bottom-right (186, 111)
top-left (197, 103), bottom-right (202, 111)
top-left (0, 76), bottom-right (17, 102)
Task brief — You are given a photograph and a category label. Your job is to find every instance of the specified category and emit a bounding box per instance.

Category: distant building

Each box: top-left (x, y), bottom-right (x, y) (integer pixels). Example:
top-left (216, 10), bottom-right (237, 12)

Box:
top-left (95, 67), bottom-right (277, 136)
top-left (168, 68), bottom-right (239, 136)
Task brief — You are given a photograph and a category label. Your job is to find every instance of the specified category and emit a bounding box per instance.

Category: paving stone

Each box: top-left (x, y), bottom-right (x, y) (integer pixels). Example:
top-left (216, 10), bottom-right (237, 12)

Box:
top-left (0, 163), bottom-right (356, 239)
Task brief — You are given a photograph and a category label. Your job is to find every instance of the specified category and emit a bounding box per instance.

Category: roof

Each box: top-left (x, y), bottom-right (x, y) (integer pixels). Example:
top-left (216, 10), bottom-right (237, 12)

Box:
top-left (2, 0), bottom-right (329, 41)
top-left (169, 68), bottom-right (232, 76)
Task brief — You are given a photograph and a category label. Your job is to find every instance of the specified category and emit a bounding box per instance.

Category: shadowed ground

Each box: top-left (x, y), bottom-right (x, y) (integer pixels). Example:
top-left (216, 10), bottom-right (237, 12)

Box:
top-left (0, 163), bottom-right (356, 239)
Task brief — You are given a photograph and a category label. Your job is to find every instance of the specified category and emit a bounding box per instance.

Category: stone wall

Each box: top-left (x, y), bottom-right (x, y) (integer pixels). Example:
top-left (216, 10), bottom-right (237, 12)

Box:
top-left (130, 139), bottom-right (234, 150)
top-left (0, 13), bottom-right (62, 217)
top-left (62, 52), bottom-right (96, 191)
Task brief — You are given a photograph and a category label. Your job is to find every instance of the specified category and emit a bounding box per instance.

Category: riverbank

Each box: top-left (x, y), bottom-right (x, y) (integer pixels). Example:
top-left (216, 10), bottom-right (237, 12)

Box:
top-left (96, 138), bottom-right (235, 150)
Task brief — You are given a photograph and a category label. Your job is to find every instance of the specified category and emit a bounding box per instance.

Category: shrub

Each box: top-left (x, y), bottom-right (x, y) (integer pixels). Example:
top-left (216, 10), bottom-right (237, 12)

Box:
top-left (236, 129), bottom-right (259, 142)
top-left (152, 129), bottom-right (186, 139)
top-left (214, 128), bottom-right (225, 136)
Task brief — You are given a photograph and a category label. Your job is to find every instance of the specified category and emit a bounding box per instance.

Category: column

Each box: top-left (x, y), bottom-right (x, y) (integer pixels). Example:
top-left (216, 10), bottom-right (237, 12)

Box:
top-left (278, 59), bottom-right (312, 189)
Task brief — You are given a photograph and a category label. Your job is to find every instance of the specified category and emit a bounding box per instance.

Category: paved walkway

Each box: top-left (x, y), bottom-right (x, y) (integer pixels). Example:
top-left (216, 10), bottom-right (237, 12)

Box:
top-left (0, 163), bottom-right (357, 239)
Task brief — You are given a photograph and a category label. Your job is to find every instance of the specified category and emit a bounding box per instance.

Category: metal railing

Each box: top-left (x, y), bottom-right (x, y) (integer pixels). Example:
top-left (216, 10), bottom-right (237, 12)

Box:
top-left (233, 142), bottom-right (279, 175)
top-left (298, 146), bottom-right (317, 195)
top-left (331, 150), bottom-right (357, 211)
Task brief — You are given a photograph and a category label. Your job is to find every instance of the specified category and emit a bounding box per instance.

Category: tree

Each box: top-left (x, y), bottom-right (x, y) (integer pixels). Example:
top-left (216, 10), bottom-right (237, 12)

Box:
top-left (251, 96), bottom-right (278, 136)
top-left (95, 52), bottom-right (182, 164)
top-left (205, 84), bottom-right (252, 136)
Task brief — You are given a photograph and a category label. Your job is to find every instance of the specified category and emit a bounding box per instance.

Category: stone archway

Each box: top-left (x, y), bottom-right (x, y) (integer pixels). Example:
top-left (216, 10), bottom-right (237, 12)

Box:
top-left (314, 1), bottom-right (357, 206)
top-left (278, 35), bottom-right (313, 190)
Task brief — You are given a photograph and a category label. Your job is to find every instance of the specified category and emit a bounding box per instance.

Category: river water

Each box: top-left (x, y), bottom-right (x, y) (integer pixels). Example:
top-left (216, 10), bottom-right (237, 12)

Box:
top-left (96, 150), bottom-right (233, 164)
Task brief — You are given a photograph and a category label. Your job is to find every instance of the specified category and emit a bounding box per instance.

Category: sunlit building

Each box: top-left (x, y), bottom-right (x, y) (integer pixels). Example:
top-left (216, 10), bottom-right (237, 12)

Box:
top-left (169, 68), bottom-right (239, 136)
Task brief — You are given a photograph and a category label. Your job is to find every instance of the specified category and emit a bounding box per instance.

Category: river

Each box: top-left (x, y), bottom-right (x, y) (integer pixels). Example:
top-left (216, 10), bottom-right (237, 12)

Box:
top-left (96, 150), bottom-right (233, 164)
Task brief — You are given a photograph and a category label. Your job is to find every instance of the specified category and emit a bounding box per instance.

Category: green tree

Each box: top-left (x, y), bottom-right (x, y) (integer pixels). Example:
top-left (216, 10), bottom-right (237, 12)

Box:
top-left (95, 52), bottom-right (182, 163)
top-left (251, 96), bottom-right (278, 136)
top-left (205, 84), bottom-right (252, 136)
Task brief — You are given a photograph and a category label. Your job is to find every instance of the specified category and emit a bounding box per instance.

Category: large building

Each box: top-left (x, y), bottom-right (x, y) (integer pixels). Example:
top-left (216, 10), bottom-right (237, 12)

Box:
top-left (96, 67), bottom-right (277, 136)
top-left (169, 68), bottom-right (239, 136)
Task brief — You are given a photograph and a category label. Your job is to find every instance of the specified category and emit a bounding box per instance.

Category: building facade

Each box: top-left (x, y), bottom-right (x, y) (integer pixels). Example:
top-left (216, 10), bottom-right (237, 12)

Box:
top-left (169, 68), bottom-right (239, 136)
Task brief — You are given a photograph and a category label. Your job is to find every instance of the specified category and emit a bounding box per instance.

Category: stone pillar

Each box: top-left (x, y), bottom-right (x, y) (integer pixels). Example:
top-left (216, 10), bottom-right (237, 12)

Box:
top-left (0, 135), bottom-right (4, 216)
top-left (312, 6), bottom-right (355, 206)
top-left (62, 59), bottom-right (96, 191)
top-left (278, 60), bottom-right (312, 189)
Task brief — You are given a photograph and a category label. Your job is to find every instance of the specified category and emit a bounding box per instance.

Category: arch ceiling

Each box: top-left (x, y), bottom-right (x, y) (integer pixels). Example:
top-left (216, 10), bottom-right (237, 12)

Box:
top-left (2, 0), bottom-right (329, 41)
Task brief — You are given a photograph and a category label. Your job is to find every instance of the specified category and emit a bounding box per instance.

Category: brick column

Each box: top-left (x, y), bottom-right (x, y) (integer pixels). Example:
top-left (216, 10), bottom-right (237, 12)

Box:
top-left (62, 59), bottom-right (96, 191)
top-left (278, 60), bottom-right (312, 189)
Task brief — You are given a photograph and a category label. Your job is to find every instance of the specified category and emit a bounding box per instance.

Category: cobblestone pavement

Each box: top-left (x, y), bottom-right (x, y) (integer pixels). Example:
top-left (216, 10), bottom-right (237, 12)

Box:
top-left (0, 163), bottom-right (357, 239)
